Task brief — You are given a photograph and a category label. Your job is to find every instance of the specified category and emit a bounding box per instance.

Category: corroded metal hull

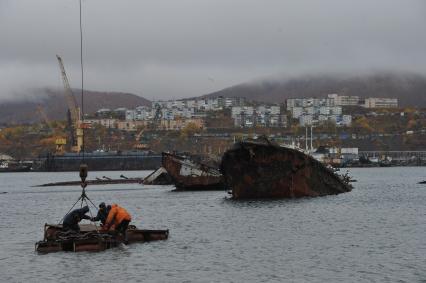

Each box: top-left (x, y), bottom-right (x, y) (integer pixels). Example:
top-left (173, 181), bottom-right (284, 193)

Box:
top-left (220, 140), bottom-right (352, 199)
top-left (35, 224), bottom-right (168, 253)
top-left (162, 152), bottom-right (225, 190)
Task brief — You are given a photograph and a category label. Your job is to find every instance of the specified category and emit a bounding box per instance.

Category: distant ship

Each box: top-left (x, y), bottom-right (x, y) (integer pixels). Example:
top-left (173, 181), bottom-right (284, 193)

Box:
top-left (32, 150), bottom-right (162, 172)
top-left (0, 161), bottom-right (32, 173)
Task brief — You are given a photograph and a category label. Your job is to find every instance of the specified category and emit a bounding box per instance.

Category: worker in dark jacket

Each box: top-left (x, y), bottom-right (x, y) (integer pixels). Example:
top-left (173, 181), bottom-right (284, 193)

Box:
top-left (63, 206), bottom-right (91, 232)
top-left (91, 202), bottom-right (110, 226)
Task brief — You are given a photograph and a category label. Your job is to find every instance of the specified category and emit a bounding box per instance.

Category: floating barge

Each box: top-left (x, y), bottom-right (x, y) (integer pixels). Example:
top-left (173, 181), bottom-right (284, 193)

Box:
top-left (32, 151), bottom-right (162, 172)
top-left (220, 139), bottom-right (352, 199)
top-left (35, 224), bottom-right (168, 253)
top-left (35, 177), bottom-right (144, 187)
top-left (162, 152), bottom-right (225, 190)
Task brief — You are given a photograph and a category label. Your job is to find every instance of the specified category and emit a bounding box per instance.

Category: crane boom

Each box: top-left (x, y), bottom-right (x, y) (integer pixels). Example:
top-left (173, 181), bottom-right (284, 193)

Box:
top-left (56, 54), bottom-right (83, 152)
top-left (56, 55), bottom-right (80, 123)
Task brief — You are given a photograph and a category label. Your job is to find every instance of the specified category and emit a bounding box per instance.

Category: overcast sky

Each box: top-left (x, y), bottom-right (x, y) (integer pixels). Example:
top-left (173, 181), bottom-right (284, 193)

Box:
top-left (1, 0), bottom-right (425, 101)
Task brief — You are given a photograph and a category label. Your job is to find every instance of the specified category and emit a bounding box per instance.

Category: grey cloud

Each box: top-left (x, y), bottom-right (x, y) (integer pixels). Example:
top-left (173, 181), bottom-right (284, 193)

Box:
top-left (1, 0), bottom-right (426, 101)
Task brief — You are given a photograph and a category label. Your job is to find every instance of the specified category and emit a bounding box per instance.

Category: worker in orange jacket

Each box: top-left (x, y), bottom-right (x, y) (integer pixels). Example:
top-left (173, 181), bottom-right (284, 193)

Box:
top-left (102, 204), bottom-right (132, 238)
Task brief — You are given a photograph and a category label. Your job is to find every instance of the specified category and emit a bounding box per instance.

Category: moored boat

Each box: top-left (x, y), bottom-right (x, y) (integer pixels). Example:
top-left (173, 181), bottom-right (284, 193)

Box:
top-left (220, 139), bottom-right (352, 199)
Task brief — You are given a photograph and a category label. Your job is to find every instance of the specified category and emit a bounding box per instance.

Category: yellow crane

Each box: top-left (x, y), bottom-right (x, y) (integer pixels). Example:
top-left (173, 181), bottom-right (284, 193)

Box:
top-left (56, 55), bottom-right (84, 153)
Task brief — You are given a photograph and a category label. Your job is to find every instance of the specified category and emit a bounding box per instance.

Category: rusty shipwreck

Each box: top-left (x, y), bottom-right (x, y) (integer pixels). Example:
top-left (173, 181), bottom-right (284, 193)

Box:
top-left (220, 139), bottom-right (352, 199)
top-left (161, 152), bottom-right (225, 190)
top-left (35, 224), bottom-right (168, 253)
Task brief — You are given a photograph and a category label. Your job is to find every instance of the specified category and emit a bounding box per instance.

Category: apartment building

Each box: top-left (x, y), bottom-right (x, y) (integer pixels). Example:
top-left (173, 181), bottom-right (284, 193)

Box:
top-left (364, 98), bottom-right (398, 108)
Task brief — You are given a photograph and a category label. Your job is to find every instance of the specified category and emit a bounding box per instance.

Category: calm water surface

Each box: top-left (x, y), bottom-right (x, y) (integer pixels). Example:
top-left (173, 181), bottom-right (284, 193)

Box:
top-left (0, 168), bottom-right (425, 282)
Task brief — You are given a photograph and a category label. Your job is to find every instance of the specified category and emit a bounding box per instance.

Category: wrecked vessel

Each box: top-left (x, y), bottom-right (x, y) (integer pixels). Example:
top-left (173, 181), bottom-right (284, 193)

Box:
top-left (220, 139), bottom-right (352, 199)
top-left (35, 224), bottom-right (169, 253)
top-left (162, 152), bottom-right (225, 190)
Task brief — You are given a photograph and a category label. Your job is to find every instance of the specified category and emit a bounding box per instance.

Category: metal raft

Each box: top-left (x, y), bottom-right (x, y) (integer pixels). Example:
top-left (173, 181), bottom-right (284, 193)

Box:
top-left (35, 224), bottom-right (169, 253)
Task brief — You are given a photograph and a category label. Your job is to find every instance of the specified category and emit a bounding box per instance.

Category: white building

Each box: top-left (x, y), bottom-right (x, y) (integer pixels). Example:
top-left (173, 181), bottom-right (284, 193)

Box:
top-left (299, 115), bottom-right (313, 126)
top-left (269, 106), bottom-right (280, 115)
top-left (86, 118), bottom-right (117, 129)
top-left (292, 107), bottom-right (304, 119)
top-left (186, 100), bottom-right (197, 108)
top-left (286, 98), bottom-right (304, 110)
top-left (330, 106), bottom-right (342, 115)
top-left (319, 106), bottom-right (330, 115)
top-left (364, 98), bottom-right (398, 108)
top-left (342, 115), bottom-right (352, 126)
top-left (328, 94), bottom-right (360, 106)
top-left (126, 110), bottom-right (136, 120)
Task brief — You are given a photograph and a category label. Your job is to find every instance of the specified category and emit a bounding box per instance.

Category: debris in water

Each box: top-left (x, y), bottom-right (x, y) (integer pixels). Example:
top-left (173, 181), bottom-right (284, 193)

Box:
top-left (143, 167), bottom-right (173, 185)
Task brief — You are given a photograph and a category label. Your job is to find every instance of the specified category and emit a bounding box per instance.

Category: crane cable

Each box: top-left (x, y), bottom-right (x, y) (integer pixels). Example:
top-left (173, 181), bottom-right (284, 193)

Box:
top-left (78, 0), bottom-right (101, 233)
top-left (79, 0), bottom-right (85, 158)
top-left (57, 0), bottom-right (101, 234)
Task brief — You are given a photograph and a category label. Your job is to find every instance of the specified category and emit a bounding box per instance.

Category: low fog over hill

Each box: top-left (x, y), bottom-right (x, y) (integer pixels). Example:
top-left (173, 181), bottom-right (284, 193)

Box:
top-left (205, 72), bottom-right (426, 107)
top-left (0, 88), bottom-right (150, 125)
top-left (1, 71), bottom-right (426, 125)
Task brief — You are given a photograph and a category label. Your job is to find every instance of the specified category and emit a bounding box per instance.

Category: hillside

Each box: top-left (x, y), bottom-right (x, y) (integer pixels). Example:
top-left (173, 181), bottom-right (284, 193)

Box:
top-left (0, 88), bottom-right (150, 124)
top-left (204, 72), bottom-right (426, 107)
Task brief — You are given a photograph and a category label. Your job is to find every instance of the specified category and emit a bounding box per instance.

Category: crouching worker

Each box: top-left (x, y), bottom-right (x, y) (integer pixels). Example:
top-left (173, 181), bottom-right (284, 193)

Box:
top-left (91, 202), bottom-right (110, 226)
top-left (102, 204), bottom-right (132, 242)
top-left (63, 206), bottom-right (91, 232)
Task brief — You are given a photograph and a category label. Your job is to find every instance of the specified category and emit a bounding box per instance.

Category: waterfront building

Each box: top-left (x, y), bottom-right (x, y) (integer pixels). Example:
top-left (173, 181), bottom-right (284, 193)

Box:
top-left (86, 118), bottom-right (117, 129)
top-left (116, 120), bottom-right (149, 131)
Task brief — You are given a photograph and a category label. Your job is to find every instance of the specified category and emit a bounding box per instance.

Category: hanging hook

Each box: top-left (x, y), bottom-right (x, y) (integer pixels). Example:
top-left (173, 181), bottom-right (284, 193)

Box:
top-left (79, 163), bottom-right (88, 188)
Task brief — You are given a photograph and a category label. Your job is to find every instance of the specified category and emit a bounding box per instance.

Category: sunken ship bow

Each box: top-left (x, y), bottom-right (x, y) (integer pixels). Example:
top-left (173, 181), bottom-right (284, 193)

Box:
top-left (162, 152), bottom-right (225, 190)
top-left (220, 140), bottom-right (352, 199)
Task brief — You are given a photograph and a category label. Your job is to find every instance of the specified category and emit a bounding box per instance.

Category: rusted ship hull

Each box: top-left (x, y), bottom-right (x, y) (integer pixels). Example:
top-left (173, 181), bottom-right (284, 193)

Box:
top-left (35, 224), bottom-right (168, 253)
top-left (220, 140), bottom-right (352, 199)
top-left (162, 152), bottom-right (225, 190)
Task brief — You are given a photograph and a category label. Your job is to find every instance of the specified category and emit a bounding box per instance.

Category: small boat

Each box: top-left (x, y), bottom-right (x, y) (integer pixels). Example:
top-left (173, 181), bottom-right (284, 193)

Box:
top-left (35, 224), bottom-right (169, 253)
top-left (220, 138), bottom-right (352, 199)
top-left (162, 152), bottom-right (225, 190)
